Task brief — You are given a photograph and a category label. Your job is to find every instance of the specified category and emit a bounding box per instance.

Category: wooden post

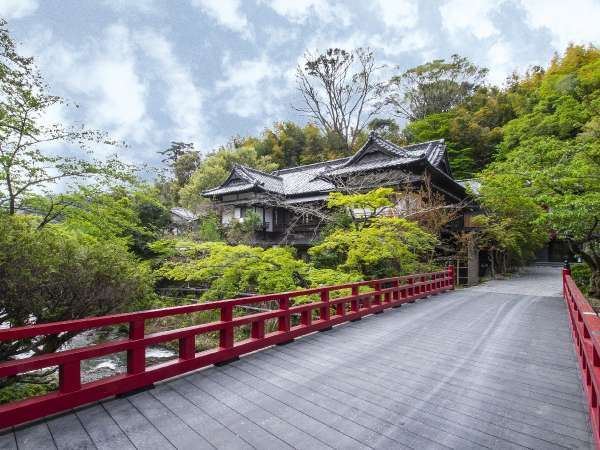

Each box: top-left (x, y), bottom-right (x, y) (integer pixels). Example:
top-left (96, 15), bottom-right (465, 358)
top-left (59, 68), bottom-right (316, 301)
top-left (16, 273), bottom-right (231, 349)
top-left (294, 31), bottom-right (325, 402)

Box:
top-left (127, 320), bottom-right (145, 374)
top-left (319, 289), bottom-right (332, 331)
top-left (59, 361), bottom-right (81, 393)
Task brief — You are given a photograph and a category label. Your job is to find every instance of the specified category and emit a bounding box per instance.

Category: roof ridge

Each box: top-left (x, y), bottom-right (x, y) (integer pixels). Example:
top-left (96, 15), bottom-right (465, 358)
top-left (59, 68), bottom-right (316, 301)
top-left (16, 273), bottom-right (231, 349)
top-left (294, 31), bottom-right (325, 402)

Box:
top-left (234, 164), bottom-right (282, 180)
top-left (273, 157), bottom-right (350, 174)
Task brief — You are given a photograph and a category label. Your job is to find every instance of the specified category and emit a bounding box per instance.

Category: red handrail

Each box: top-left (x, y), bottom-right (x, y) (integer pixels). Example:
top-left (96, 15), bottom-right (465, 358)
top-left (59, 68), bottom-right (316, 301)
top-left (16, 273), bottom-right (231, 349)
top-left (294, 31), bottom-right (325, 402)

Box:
top-left (563, 267), bottom-right (600, 450)
top-left (0, 266), bottom-right (454, 429)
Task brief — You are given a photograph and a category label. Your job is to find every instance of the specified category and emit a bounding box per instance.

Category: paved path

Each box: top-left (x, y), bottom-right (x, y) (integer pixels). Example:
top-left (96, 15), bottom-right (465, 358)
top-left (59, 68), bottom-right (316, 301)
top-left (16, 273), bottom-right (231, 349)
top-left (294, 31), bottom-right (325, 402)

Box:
top-left (1, 267), bottom-right (594, 449)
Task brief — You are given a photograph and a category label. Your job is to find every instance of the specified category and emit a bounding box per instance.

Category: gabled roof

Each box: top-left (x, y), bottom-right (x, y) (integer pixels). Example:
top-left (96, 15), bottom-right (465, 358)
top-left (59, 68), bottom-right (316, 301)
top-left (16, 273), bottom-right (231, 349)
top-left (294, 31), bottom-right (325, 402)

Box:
top-left (202, 133), bottom-right (458, 198)
top-left (324, 132), bottom-right (449, 177)
top-left (203, 164), bottom-right (285, 196)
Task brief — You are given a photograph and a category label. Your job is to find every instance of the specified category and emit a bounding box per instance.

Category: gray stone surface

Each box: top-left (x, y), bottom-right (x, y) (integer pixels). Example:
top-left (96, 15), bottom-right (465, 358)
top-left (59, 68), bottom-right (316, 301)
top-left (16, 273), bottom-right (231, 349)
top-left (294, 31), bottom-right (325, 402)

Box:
top-left (1, 266), bottom-right (594, 449)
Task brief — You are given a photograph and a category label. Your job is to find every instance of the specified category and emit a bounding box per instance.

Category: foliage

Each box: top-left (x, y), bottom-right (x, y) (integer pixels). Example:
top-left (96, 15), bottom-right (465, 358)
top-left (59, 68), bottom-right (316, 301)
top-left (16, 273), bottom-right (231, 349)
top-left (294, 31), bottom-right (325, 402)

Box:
top-left (404, 86), bottom-right (515, 178)
top-left (156, 141), bottom-right (201, 205)
top-left (0, 214), bottom-right (155, 372)
top-left (0, 382), bottom-right (55, 405)
top-left (571, 263), bottom-right (592, 296)
top-left (367, 118), bottom-right (406, 146)
top-left (309, 217), bottom-right (438, 279)
top-left (198, 212), bottom-right (223, 242)
top-left (225, 211), bottom-right (262, 245)
top-left (151, 240), bottom-right (360, 303)
top-left (327, 187), bottom-right (395, 229)
top-left (294, 48), bottom-right (385, 151)
top-left (478, 45), bottom-right (600, 291)
top-left (249, 121), bottom-right (351, 167)
top-left (387, 54), bottom-right (488, 121)
top-left (0, 19), bottom-right (132, 215)
top-left (179, 144), bottom-right (277, 211)
top-left (25, 184), bottom-right (170, 257)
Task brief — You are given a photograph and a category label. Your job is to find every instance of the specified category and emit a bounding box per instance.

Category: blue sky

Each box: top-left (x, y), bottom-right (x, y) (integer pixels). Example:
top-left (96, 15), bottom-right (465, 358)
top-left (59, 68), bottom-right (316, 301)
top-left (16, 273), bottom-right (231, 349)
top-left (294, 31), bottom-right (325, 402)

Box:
top-left (2, 0), bottom-right (599, 169)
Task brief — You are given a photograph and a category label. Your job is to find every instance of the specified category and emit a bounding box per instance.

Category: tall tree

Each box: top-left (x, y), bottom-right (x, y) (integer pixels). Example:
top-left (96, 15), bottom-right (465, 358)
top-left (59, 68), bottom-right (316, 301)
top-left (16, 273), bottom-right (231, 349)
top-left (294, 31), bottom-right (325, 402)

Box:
top-left (387, 54), bottom-right (488, 121)
top-left (294, 48), bottom-right (385, 151)
top-left (0, 20), bottom-right (130, 215)
top-left (479, 45), bottom-right (600, 293)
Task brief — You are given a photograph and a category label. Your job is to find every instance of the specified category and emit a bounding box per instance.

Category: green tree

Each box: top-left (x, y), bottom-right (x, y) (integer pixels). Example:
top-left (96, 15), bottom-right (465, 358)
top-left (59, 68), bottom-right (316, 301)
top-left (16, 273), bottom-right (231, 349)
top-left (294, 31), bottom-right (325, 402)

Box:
top-left (481, 137), bottom-right (600, 293)
top-left (404, 86), bottom-right (515, 178)
top-left (309, 217), bottom-right (438, 279)
top-left (478, 45), bottom-right (600, 292)
top-left (0, 215), bottom-right (155, 380)
top-left (151, 240), bottom-right (361, 302)
top-left (387, 54), bottom-right (488, 121)
top-left (25, 184), bottom-right (170, 257)
top-left (327, 187), bottom-right (395, 230)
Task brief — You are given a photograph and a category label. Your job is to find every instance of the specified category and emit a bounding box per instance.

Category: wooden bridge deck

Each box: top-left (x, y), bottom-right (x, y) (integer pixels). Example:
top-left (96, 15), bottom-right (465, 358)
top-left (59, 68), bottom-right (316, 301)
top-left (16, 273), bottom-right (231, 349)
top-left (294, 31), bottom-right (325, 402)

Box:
top-left (1, 267), bottom-right (594, 449)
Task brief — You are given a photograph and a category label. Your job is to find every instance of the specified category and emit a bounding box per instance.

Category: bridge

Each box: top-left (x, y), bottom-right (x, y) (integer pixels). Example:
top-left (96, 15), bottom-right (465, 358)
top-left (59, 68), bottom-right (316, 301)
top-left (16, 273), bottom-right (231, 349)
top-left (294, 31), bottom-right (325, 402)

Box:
top-left (0, 266), bottom-right (597, 449)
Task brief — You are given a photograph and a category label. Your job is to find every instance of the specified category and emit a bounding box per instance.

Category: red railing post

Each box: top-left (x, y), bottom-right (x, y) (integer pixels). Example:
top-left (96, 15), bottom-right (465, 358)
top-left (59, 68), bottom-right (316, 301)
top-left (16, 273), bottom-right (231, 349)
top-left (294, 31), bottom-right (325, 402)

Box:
top-left (178, 335), bottom-right (196, 360)
top-left (351, 286), bottom-right (359, 313)
top-left (448, 265), bottom-right (455, 290)
top-left (251, 320), bottom-right (265, 339)
top-left (373, 281), bottom-right (381, 306)
top-left (336, 298), bottom-right (346, 316)
top-left (320, 289), bottom-right (330, 322)
top-left (278, 296), bottom-right (291, 332)
top-left (300, 308), bottom-right (312, 327)
top-left (219, 304), bottom-right (234, 349)
top-left (408, 276), bottom-right (414, 300)
top-left (59, 361), bottom-right (81, 393)
top-left (127, 319), bottom-right (145, 374)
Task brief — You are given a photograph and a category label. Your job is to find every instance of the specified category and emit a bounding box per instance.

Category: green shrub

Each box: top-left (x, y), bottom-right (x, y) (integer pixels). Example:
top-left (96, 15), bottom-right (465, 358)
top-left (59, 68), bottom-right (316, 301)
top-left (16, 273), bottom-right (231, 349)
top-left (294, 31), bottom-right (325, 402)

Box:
top-left (571, 263), bottom-right (592, 295)
top-left (0, 214), bottom-right (156, 367)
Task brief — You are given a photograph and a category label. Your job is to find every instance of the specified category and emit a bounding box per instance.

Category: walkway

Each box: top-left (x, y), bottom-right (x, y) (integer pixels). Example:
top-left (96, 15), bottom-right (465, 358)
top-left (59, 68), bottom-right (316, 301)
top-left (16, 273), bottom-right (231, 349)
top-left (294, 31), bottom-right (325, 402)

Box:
top-left (0, 267), bottom-right (594, 449)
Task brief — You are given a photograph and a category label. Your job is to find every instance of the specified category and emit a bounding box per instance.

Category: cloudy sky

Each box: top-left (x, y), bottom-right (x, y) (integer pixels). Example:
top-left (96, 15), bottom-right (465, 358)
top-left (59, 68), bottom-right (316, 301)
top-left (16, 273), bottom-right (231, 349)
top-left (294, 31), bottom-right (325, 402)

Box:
top-left (2, 0), bottom-right (599, 168)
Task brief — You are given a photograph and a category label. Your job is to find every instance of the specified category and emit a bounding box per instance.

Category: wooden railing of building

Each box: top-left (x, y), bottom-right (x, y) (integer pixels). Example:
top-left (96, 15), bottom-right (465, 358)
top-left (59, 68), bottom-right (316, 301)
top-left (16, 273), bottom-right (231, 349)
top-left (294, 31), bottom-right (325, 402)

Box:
top-left (563, 265), bottom-right (600, 450)
top-left (0, 267), bottom-right (454, 430)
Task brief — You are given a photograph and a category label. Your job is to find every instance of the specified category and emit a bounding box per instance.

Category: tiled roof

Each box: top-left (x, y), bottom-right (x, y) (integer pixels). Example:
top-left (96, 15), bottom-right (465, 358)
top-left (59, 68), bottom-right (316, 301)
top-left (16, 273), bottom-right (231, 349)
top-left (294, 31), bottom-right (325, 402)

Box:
top-left (203, 133), bottom-right (453, 198)
top-left (170, 207), bottom-right (198, 221)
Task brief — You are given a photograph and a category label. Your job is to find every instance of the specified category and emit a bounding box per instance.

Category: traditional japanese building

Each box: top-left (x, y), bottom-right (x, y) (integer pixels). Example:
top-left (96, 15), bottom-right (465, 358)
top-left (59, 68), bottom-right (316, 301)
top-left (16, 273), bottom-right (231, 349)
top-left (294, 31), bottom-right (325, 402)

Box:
top-left (203, 132), bottom-right (478, 251)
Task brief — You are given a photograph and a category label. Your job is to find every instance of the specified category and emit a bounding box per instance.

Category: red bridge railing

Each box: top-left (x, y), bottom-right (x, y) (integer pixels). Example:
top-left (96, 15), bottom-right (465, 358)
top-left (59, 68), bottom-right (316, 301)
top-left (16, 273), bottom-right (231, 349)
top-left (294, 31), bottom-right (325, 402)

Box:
top-left (0, 266), bottom-right (454, 429)
top-left (563, 267), bottom-right (600, 449)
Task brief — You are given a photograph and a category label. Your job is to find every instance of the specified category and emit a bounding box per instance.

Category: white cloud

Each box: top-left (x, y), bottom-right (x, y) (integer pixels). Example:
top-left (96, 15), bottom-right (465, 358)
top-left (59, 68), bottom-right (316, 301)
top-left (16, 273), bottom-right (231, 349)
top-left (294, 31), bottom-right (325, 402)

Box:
top-left (519, 0), bottom-right (600, 49)
top-left (0, 0), bottom-right (38, 19)
top-left (439, 0), bottom-right (498, 39)
top-left (191, 0), bottom-right (251, 38)
top-left (371, 0), bottom-right (418, 29)
top-left (216, 54), bottom-right (292, 121)
top-left (101, 0), bottom-right (159, 14)
top-left (486, 40), bottom-right (513, 85)
top-left (263, 0), bottom-right (352, 25)
top-left (20, 24), bottom-right (155, 158)
top-left (137, 30), bottom-right (207, 147)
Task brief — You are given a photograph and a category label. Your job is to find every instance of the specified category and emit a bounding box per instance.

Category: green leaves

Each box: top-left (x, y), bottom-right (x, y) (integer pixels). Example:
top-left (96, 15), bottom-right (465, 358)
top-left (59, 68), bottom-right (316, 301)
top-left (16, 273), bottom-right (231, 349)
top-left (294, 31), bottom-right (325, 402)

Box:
top-left (309, 217), bottom-right (438, 279)
top-left (0, 214), bottom-right (156, 361)
top-left (151, 240), bottom-right (360, 303)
